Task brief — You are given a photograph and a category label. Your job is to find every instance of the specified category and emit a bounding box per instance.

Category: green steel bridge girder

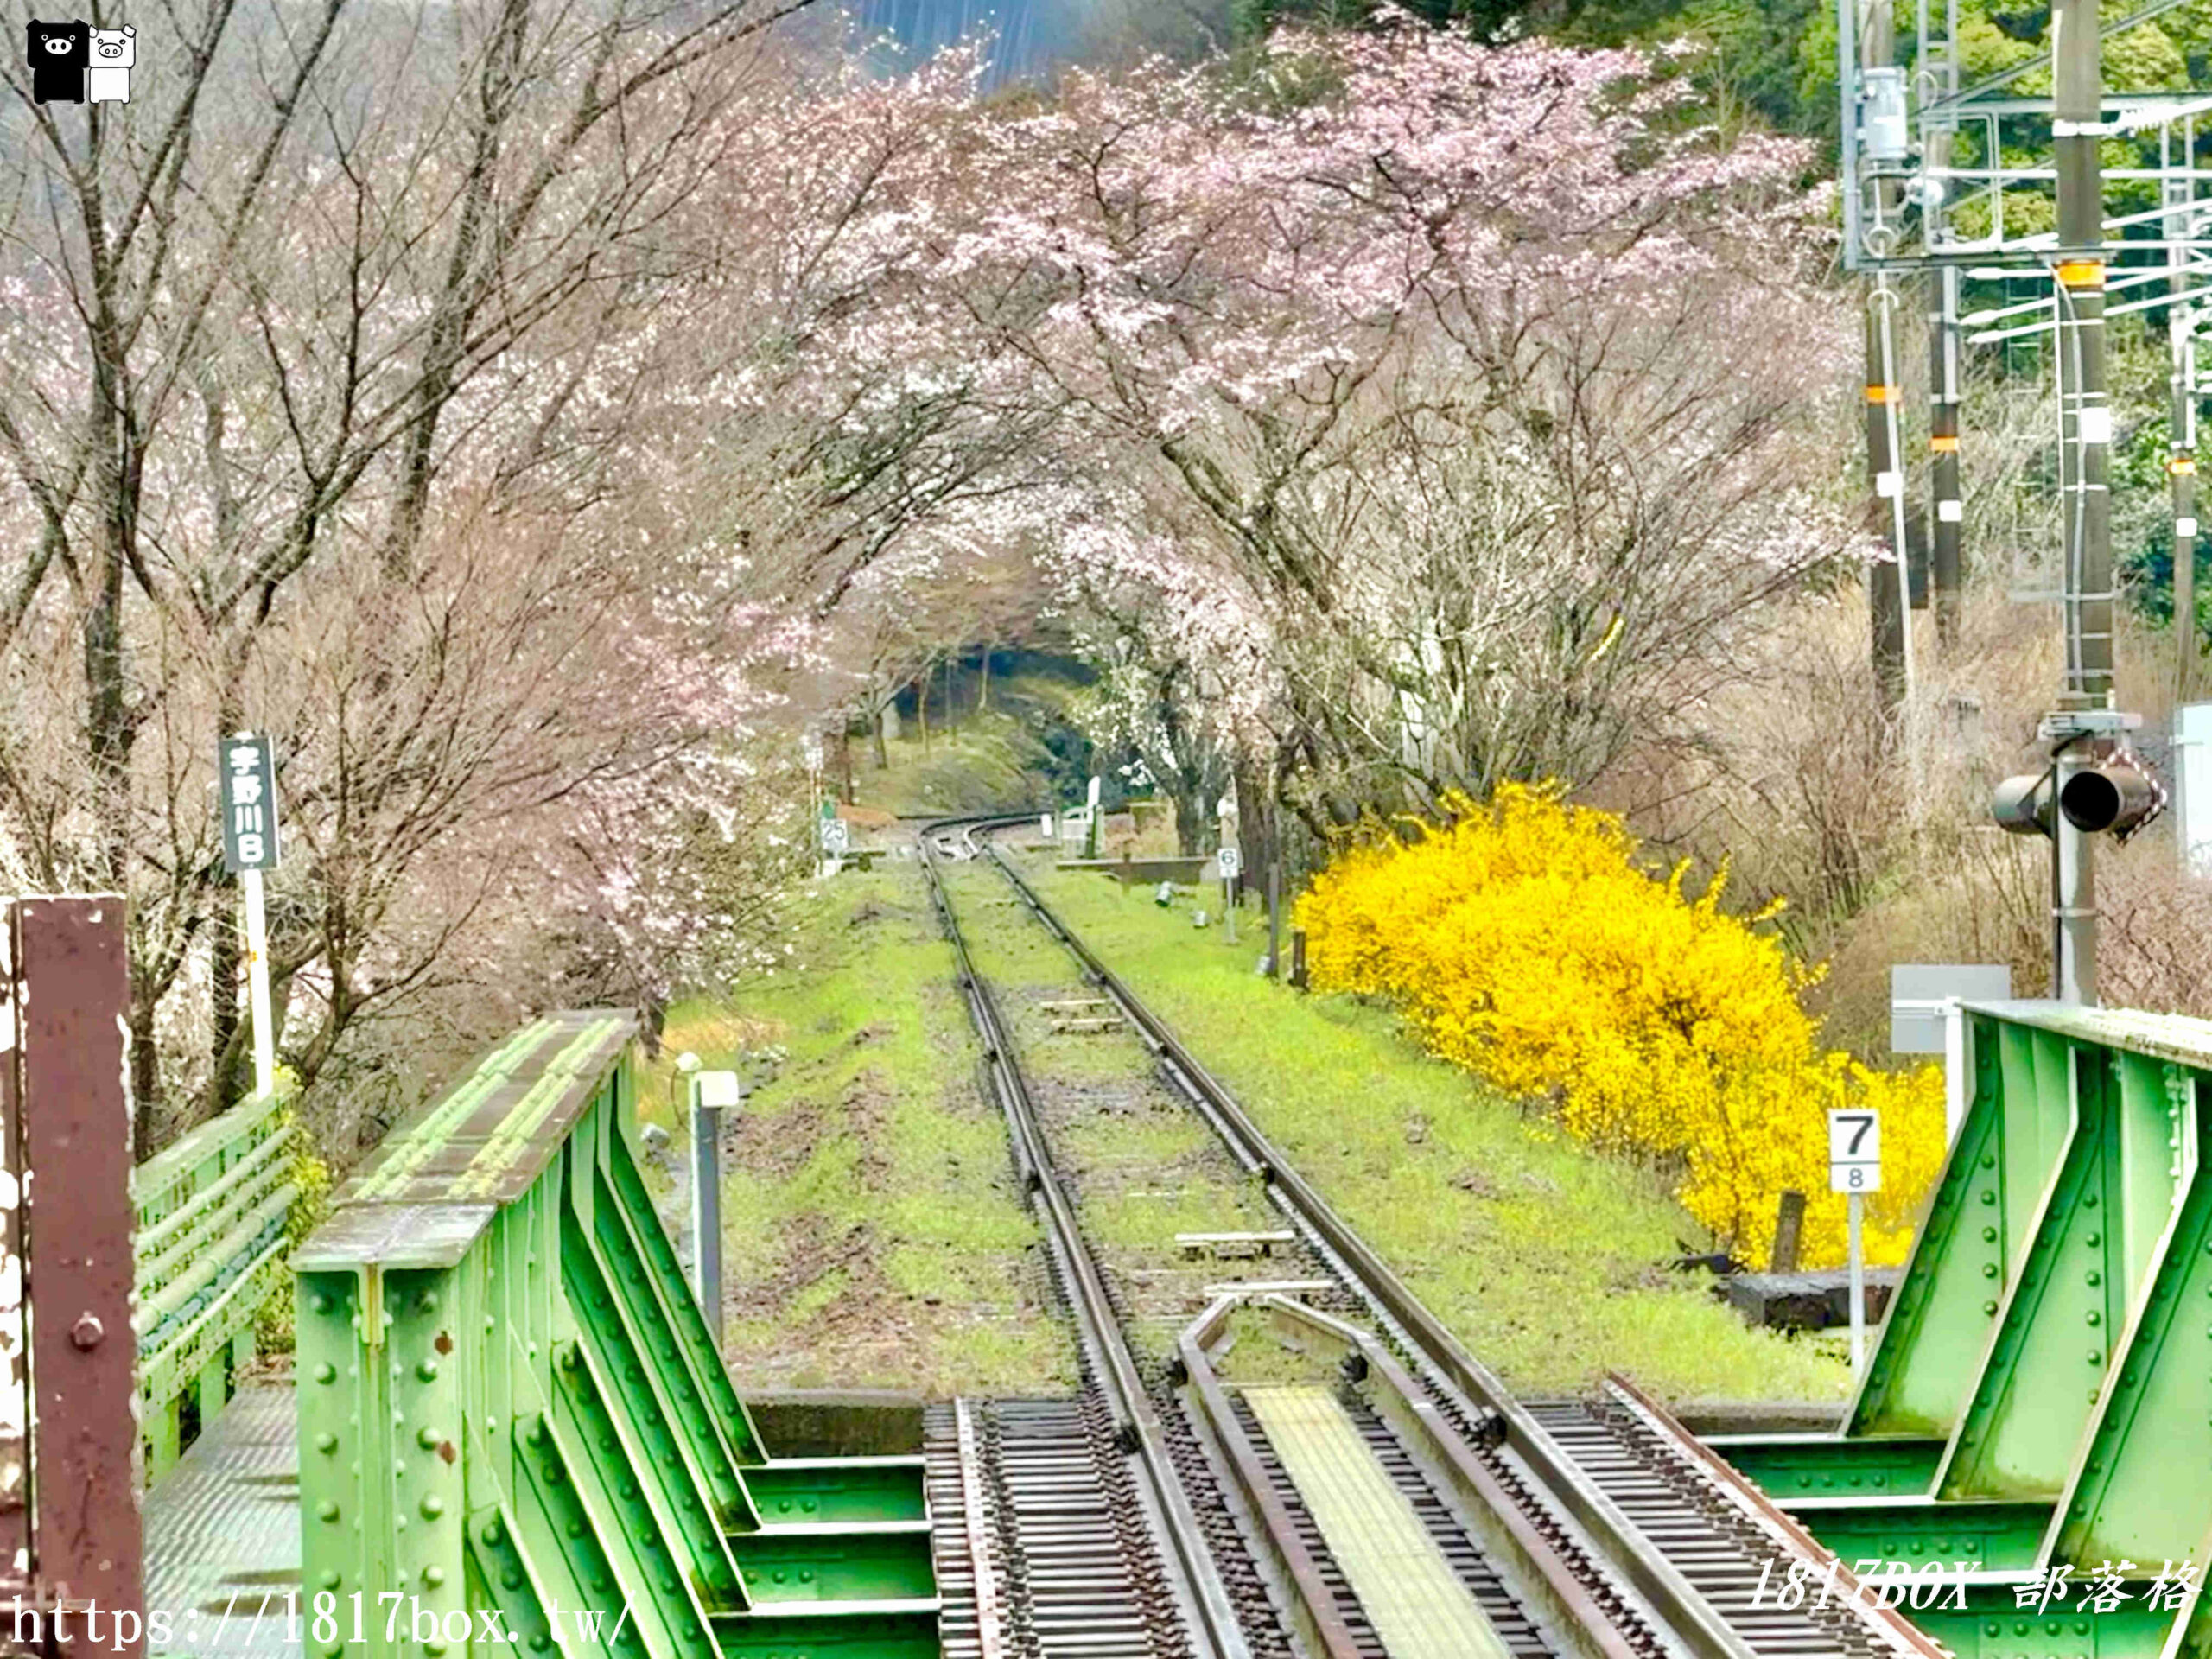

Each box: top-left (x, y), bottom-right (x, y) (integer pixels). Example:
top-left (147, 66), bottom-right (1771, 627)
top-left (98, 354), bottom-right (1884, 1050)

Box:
top-left (1935, 1035), bottom-right (2194, 1504)
top-left (1706, 1002), bottom-right (2212, 1659)
top-left (1750, 1495), bottom-right (2055, 1572)
top-left (1850, 1014), bottom-right (2094, 1445)
top-left (1711, 1434), bottom-right (1946, 1500)
top-left (1910, 1587), bottom-right (2186, 1659)
top-left (295, 1011), bottom-right (941, 1659)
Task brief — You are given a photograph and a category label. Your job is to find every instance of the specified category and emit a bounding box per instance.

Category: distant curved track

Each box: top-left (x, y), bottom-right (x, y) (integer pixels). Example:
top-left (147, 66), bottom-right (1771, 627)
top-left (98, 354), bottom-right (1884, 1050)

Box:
top-left (918, 815), bottom-right (1950, 1659)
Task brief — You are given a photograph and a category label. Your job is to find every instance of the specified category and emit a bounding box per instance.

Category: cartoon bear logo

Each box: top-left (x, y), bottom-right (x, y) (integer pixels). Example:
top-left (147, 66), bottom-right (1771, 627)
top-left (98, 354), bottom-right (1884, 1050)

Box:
top-left (86, 24), bottom-right (130, 103)
top-left (26, 20), bottom-right (88, 105)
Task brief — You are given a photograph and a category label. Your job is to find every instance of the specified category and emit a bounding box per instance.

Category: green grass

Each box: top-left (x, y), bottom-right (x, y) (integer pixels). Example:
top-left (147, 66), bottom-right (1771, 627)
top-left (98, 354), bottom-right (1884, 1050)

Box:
top-left (1016, 853), bottom-right (1853, 1404)
top-left (640, 866), bottom-right (1074, 1395)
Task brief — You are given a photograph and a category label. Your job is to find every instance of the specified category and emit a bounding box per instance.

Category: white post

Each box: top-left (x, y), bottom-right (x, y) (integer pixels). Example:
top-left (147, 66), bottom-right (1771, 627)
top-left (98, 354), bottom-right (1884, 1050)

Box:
top-left (690, 1067), bottom-right (740, 1351)
top-left (242, 866), bottom-right (276, 1099)
top-left (1942, 999), bottom-right (1968, 1145)
top-left (1217, 793), bottom-right (1238, 944)
top-left (1848, 1191), bottom-right (1867, 1375)
top-left (2179, 702), bottom-right (2212, 876)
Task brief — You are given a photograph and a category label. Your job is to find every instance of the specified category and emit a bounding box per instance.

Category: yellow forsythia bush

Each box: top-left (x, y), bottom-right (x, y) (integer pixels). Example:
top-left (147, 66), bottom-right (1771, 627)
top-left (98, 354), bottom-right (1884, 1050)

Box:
top-left (1294, 784), bottom-right (1946, 1269)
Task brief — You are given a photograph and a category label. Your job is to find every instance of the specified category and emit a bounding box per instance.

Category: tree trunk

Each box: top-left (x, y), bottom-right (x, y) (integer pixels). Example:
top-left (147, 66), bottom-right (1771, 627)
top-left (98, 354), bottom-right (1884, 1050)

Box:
top-left (873, 703), bottom-right (890, 768)
top-left (130, 994), bottom-right (161, 1158)
top-left (1173, 786), bottom-right (1208, 855)
top-left (918, 673), bottom-right (931, 758)
top-left (207, 919), bottom-right (243, 1115)
top-left (978, 646), bottom-right (992, 710)
top-left (206, 683), bottom-right (247, 1122)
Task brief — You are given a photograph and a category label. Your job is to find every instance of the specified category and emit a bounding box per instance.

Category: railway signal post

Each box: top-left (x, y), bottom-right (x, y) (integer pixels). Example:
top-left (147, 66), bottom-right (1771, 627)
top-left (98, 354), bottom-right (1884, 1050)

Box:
top-left (1830, 1107), bottom-right (1882, 1372)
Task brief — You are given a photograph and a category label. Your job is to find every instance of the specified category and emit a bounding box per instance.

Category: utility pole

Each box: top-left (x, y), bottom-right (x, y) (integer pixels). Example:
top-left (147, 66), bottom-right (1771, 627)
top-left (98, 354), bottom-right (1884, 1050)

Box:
top-left (2050, 0), bottom-right (2115, 1004)
top-left (1925, 10), bottom-right (1964, 645)
top-left (1866, 296), bottom-right (1912, 705)
top-left (1929, 269), bottom-right (1966, 644)
top-left (1859, 0), bottom-right (1914, 711)
top-left (2168, 129), bottom-right (2199, 702)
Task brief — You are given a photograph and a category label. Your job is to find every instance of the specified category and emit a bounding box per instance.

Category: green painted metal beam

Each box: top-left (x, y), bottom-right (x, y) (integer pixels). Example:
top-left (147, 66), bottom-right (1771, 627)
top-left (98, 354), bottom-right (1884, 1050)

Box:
top-left (1709, 1001), bottom-right (2212, 1659)
top-left (1848, 1014), bottom-right (2076, 1441)
top-left (1910, 1586), bottom-right (2181, 1659)
top-left (1706, 1434), bottom-right (1946, 1500)
top-left (133, 1084), bottom-right (297, 1478)
top-left (1936, 1042), bottom-right (2190, 1502)
top-left (295, 1010), bottom-right (942, 1658)
top-left (2051, 1076), bottom-right (2212, 1569)
top-left (1772, 1497), bottom-right (2053, 1570)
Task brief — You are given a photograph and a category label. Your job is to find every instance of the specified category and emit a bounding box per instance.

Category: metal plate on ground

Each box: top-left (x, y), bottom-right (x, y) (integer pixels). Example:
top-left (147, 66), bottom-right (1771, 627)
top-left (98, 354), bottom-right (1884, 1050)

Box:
top-left (1243, 1382), bottom-right (1508, 1659)
top-left (143, 1381), bottom-right (301, 1656)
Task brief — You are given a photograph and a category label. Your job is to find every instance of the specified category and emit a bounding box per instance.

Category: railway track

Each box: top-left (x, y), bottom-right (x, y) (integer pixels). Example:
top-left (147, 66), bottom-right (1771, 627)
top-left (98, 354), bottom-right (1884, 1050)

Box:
top-left (923, 833), bottom-right (1262, 1659)
top-left (920, 816), bottom-right (1946, 1659)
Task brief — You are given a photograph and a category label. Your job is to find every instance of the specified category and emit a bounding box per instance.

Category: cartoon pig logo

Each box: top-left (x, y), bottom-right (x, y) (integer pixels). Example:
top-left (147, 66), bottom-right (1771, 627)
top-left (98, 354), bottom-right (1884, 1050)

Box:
top-left (25, 20), bottom-right (88, 105)
top-left (86, 24), bottom-right (130, 103)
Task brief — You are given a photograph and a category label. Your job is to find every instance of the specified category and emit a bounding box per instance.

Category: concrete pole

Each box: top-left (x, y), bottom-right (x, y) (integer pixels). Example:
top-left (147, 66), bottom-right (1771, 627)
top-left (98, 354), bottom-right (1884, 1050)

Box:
top-left (2050, 0), bottom-right (2112, 1005)
top-left (2169, 140), bottom-right (2199, 702)
top-left (1860, 0), bottom-right (1912, 710)
top-left (1866, 295), bottom-right (1911, 709)
top-left (1930, 264), bottom-right (1965, 644)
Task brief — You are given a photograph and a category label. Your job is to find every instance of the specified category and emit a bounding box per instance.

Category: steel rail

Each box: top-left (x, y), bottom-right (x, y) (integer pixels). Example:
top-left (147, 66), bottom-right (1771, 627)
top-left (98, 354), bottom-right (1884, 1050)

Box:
top-left (1175, 1297), bottom-right (1368, 1659)
top-left (1597, 1376), bottom-right (1947, 1659)
top-left (918, 828), bottom-right (1252, 1659)
top-left (955, 817), bottom-right (1945, 1659)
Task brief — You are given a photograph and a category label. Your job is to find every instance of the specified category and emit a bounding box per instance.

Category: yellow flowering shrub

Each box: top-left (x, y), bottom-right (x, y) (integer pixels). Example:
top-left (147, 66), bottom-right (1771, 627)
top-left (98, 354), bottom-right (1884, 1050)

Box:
top-left (1294, 784), bottom-right (1946, 1269)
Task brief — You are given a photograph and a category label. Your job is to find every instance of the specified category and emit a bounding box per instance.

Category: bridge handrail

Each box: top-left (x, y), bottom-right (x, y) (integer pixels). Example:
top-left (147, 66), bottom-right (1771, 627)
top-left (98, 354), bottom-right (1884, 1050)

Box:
top-left (294, 1008), bottom-right (942, 1655)
top-left (130, 1086), bottom-right (298, 1478)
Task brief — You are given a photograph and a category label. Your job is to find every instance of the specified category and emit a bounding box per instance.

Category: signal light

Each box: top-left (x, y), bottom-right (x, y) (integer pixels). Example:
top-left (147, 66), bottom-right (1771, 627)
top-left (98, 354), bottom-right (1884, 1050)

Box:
top-left (1992, 769), bottom-right (2056, 838)
top-left (2057, 755), bottom-right (2167, 842)
top-left (1991, 752), bottom-right (2168, 843)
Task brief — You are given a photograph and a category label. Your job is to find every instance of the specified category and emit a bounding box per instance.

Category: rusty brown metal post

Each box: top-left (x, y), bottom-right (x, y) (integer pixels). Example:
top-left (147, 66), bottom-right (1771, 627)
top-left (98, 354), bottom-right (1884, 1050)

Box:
top-left (0, 912), bottom-right (27, 1590)
top-left (16, 897), bottom-right (141, 1657)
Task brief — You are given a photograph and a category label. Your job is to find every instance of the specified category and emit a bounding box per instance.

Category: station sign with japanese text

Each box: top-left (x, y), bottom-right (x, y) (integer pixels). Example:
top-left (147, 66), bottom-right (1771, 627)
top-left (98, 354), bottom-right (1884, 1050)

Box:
top-left (219, 734), bottom-right (280, 874)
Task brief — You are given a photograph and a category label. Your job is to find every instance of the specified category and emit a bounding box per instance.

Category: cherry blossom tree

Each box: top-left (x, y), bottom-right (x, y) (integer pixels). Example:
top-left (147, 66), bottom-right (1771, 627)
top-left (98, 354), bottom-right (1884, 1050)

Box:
top-left (0, 0), bottom-right (1033, 1142)
top-left (790, 17), bottom-right (1863, 830)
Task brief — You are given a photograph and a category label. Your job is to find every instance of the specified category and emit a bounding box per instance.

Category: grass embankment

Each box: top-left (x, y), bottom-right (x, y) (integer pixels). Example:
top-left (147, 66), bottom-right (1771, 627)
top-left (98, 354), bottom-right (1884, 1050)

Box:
top-left (638, 865), bottom-right (1073, 1395)
top-left (1016, 850), bottom-right (1849, 1402)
